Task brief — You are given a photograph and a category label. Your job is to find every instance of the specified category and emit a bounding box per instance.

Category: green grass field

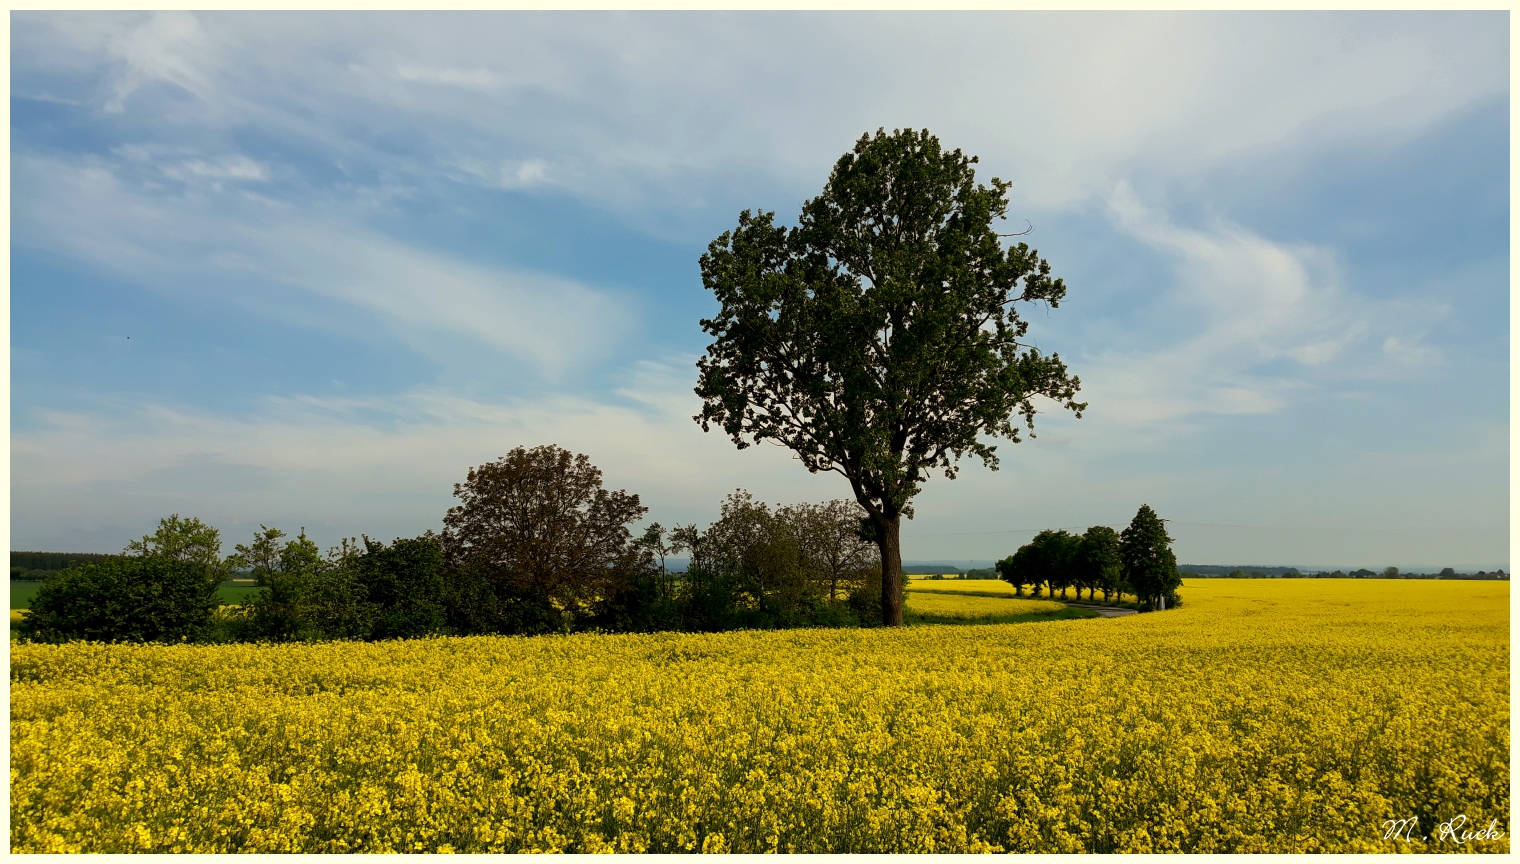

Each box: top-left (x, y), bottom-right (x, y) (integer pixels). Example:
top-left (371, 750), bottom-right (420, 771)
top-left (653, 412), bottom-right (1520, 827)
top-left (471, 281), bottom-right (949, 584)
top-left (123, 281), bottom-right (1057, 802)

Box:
top-left (10, 581), bottom-right (262, 612)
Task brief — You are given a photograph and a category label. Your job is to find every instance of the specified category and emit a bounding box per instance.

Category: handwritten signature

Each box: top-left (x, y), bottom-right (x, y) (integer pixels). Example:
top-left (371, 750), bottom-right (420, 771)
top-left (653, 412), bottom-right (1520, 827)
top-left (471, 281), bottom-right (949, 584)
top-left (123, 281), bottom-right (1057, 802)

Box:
top-left (1382, 815), bottom-right (1505, 845)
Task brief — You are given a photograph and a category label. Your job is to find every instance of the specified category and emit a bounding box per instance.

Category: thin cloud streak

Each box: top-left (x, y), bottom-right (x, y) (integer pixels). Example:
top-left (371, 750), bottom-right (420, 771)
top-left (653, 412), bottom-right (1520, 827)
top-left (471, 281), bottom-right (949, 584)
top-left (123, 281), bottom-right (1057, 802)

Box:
top-left (13, 152), bottom-right (633, 379)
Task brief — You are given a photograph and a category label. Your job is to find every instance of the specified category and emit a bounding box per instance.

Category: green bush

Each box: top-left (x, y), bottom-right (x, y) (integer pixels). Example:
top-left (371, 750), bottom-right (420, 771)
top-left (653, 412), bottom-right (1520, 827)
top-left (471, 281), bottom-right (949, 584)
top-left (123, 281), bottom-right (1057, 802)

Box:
top-left (353, 536), bottom-right (448, 640)
top-left (21, 555), bottom-right (218, 643)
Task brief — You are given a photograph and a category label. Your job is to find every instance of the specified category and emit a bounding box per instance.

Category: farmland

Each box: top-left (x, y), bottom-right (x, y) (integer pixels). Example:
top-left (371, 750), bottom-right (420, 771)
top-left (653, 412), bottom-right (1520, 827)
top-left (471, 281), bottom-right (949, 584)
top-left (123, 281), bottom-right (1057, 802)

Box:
top-left (10, 579), bottom-right (1508, 853)
top-left (10, 580), bottom-right (262, 610)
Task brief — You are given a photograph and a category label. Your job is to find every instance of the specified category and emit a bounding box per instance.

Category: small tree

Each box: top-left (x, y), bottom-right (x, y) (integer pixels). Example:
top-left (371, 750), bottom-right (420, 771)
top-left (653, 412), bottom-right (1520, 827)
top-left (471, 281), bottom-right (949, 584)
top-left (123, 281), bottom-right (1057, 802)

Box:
top-left (1119, 505), bottom-right (1181, 610)
top-left (228, 526), bottom-right (325, 642)
top-left (442, 445), bottom-right (651, 628)
top-left (694, 128), bottom-right (1084, 626)
top-left (779, 499), bottom-right (879, 603)
top-left (125, 514), bottom-right (229, 586)
top-left (293, 539), bottom-right (379, 640)
top-left (996, 546), bottom-right (1035, 596)
top-left (347, 535), bottom-right (447, 640)
top-left (1076, 525), bottom-right (1122, 602)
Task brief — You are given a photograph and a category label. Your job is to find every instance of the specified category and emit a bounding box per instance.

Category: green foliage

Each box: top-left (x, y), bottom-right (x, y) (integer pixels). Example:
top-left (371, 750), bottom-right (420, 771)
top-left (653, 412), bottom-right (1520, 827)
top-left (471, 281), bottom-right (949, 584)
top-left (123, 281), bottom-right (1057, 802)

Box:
top-left (998, 531), bottom-right (1085, 599)
top-left (348, 535), bottom-right (447, 640)
top-left (444, 558), bottom-right (565, 637)
top-left (293, 562), bottom-right (377, 642)
top-left (1120, 505), bottom-right (1181, 610)
top-left (224, 529), bottom-right (448, 643)
top-left (124, 514), bottom-right (229, 583)
top-left (996, 546), bottom-right (1036, 597)
top-left (1035, 530), bottom-right (1084, 599)
top-left (442, 445), bottom-right (651, 628)
top-left (1076, 525), bottom-right (1123, 602)
top-left (21, 555), bottom-right (218, 644)
top-left (694, 128), bottom-right (1084, 626)
top-left (617, 491), bottom-right (880, 632)
top-left (227, 527), bottom-right (326, 642)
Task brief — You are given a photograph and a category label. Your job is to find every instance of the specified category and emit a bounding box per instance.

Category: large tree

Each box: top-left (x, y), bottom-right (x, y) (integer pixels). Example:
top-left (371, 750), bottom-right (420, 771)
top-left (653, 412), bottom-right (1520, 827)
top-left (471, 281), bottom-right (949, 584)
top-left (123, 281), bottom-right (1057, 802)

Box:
top-left (694, 128), bottom-right (1084, 625)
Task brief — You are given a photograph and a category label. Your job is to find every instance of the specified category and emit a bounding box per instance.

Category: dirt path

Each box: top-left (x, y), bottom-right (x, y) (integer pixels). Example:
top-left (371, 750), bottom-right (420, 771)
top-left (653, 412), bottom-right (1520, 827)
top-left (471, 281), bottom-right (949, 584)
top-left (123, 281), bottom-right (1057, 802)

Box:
top-left (1062, 603), bottom-right (1138, 618)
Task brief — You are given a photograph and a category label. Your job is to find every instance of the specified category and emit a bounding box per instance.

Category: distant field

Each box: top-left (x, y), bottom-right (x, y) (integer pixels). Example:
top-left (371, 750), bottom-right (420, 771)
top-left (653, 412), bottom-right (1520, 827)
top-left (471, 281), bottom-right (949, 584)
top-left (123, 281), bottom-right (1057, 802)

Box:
top-left (903, 592), bottom-right (1065, 619)
top-left (10, 581), bottom-right (262, 613)
top-left (10, 582), bottom-right (41, 610)
top-left (904, 578), bottom-right (1015, 595)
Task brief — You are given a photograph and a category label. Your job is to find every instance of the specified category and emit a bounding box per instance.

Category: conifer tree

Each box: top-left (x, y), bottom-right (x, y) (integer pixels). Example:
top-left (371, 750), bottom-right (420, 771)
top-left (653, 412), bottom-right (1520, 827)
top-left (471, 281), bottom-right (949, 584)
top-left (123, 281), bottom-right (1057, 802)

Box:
top-left (1119, 504), bottom-right (1181, 610)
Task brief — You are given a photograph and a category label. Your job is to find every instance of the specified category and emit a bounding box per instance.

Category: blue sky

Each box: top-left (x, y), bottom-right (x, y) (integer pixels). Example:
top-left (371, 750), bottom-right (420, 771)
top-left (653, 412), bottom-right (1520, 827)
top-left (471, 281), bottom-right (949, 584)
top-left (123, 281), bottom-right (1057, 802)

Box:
top-left (10, 11), bottom-right (1509, 570)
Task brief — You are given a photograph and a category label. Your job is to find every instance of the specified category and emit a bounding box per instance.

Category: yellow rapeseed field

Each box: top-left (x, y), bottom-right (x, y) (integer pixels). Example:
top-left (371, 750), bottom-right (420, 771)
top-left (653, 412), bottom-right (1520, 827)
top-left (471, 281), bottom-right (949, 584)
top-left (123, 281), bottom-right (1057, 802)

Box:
top-left (11, 579), bottom-right (1508, 853)
top-left (903, 591), bottom-right (1066, 618)
top-left (906, 578), bottom-right (1018, 594)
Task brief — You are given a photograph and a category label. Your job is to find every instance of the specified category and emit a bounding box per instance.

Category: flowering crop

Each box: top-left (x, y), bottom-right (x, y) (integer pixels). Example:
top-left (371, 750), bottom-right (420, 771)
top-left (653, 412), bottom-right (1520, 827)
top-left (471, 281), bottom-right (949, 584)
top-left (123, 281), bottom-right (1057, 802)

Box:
top-left (11, 579), bottom-right (1508, 853)
top-left (904, 591), bottom-right (1065, 618)
top-left (906, 578), bottom-right (1017, 594)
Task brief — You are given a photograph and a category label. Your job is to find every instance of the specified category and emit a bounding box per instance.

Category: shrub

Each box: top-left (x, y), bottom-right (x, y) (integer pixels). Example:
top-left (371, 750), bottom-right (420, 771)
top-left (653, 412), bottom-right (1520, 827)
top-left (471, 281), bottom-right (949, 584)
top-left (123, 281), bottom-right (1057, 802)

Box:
top-left (20, 555), bottom-right (218, 644)
top-left (351, 536), bottom-right (448, 640)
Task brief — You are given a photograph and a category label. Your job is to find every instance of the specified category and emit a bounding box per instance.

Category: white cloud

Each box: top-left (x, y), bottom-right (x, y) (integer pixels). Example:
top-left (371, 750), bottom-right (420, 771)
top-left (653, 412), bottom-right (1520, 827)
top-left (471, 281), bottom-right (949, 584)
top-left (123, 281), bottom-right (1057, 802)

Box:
top-left (501, 159), bottom-right (549, 189)
top-left (16, 12), bottom-right (1504, 219)
top-left (13, 152), bottom-right (631, 378)
top-left (101, 11), bottom-right (213, 112)
top-left (395, 64), bottom-right (499, 89)
top-left (164, 154), bottom-right (269, 182)
top-left (10, 364), bottom-right (847, 552)
top-left (1079, 181), bottom-right (1360, 424)
top-left (1382, 335), bottom-right (1442, 364)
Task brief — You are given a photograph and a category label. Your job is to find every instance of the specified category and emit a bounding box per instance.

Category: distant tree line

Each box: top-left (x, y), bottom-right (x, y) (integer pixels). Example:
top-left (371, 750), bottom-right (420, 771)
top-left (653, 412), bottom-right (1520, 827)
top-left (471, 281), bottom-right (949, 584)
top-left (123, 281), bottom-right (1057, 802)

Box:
top-left (10, 551), bottom-right (114, 581)
top-left (1186, 566), bottom-right (1509, 580)
top-left (908, 566), bottom-right (999, 580)
top-left (996, 505), bottom-right (1182, 611)
top-left (18, 446), bottom-right (898, 645)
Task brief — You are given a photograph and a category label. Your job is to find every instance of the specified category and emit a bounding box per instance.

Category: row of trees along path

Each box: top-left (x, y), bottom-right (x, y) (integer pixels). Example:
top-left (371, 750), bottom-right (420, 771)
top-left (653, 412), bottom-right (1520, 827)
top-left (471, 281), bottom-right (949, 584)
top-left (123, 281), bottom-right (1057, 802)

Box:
top-left (996, 505), bottom-right (1183, 612)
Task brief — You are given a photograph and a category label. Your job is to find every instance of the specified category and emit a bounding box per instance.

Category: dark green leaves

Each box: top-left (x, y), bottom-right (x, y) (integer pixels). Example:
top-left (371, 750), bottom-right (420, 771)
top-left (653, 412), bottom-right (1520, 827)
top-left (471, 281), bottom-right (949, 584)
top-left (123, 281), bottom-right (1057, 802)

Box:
top-left (695, 128), bottom-right (1085, 521)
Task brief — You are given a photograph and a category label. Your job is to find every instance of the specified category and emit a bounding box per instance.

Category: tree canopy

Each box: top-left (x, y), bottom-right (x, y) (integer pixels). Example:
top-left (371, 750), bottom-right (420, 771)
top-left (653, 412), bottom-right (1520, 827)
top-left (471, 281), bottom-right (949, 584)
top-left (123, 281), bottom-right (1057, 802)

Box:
top-left (1119, 505), bottom-right (1181, 610)
top-left (441, 445), bottom-right (652, 626)
top-left (125, 514), bottom-right (228, 584)
top-left (1076, 525), bottom-right (1123, 602)
top-left (695, 128), bottom-right (1084, 625)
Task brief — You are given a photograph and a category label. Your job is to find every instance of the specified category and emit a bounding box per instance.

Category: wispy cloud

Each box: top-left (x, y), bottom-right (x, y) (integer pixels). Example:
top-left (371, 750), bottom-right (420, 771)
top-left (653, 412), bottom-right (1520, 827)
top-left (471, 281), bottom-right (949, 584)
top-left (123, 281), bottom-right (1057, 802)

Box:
top-left (17, 12), bottom-right (1504, 220)
top-left (395, 64), bottom-right (500, 90)
top-left (13, 152), bottom-right (633, 378)
top-left (1071, 181), bottom-right (1363, 425)
top-left (163, 154), bottom-right (269, 183)
top-left (10, 362), bottom-right (847, 551)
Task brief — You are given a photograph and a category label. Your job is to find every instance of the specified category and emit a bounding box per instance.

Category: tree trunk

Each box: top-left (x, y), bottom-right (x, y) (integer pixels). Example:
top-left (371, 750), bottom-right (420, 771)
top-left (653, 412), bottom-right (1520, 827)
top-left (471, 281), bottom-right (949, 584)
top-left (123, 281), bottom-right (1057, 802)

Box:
top-left (874, 516), bottom-right (904, 626)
